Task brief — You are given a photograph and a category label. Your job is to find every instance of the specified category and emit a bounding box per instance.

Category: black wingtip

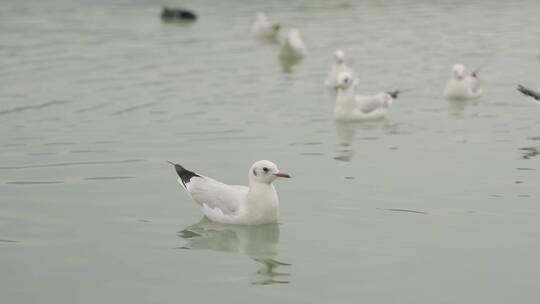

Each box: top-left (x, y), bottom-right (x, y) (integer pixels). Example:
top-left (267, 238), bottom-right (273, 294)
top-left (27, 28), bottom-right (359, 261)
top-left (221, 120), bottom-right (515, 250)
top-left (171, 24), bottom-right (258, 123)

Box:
top-left (517, 84), bottom-right (540, 100)
top-left (471, 68), bottom-right (480, 78)
top-left (168, 161), bottom-right (200, 186)
top-left (388, 90), bottom-right (400, 99)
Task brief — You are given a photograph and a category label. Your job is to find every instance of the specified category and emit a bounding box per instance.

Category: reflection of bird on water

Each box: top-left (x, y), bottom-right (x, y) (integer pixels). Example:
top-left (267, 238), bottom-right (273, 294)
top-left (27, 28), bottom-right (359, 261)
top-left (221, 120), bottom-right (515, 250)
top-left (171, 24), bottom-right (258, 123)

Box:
top-left (446, 97), bottom-right (480, 117)
top-left (333, 120), bottom-right (390, 163)
top-left (333, 121), bottom-right (356, 162)
top-left (178, 218), bottom-right (291, 285)
top-left (252, 258), bottom-right (291, 285)
top-left (279, 55), bottom-right (302, 73)
top-left (520, 146), bottom-right (540, 159)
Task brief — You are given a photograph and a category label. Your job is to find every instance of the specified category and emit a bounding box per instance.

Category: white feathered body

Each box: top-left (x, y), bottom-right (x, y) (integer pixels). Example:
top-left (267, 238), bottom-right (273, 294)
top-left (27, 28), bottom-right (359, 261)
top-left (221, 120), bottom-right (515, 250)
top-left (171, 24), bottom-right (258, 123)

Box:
top-left (443, 76), bottom-right (483, 100)
top-left (334, 86), bottom-right (391, 121)
top-left (251, 13), bottom-right (279, 41)
top-left (178, 176), bottom-right (279, 225)
top-left (279, 29), bottom-right (307, 59)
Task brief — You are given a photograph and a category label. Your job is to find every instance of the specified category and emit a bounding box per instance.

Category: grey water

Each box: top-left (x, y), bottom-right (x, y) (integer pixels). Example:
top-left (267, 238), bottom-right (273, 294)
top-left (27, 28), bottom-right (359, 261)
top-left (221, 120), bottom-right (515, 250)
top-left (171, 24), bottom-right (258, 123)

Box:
top-left (1, 0), bottom-right (540, 303)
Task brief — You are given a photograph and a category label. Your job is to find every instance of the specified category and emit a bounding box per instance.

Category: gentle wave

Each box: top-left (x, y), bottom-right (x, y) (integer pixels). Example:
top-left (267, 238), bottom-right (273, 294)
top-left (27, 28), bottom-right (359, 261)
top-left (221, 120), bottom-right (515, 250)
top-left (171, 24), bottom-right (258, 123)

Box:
top-left (0, 159), bottom-right (144, 170)
top-left (0, 100), bottom-right (71, 116)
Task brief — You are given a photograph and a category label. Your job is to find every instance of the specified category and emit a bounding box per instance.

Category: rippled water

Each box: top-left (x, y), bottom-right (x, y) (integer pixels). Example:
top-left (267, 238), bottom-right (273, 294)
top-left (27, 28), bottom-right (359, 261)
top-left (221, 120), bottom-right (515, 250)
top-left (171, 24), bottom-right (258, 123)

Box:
top-left (2, 0), bottom-right (540, 303)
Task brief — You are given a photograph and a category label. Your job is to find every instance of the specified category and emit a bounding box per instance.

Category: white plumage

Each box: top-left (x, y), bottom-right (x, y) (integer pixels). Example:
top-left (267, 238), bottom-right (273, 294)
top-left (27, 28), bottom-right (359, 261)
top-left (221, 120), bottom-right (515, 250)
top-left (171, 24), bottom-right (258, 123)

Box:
top-left (170, 160), bottom-right (290, 225)
top-left (443, 63), bottom-right (483, 100)
top-left (325, 50), bottom-right (354, 89)
top-left (279, 28), bottom-right (307, 59)
top-left (333, 72), bottom-right (400, 121)
top-left (251, 12), bottom-right (281, 42)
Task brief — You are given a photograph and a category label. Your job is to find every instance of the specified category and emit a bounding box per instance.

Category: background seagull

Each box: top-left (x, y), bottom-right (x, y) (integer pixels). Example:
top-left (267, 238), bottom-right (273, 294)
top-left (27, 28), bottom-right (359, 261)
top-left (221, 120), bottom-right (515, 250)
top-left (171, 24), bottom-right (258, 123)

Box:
top-left (279, 28), bottom-right (307, 59)
top-left (325, 49), bottom-right (354, 89)
top-left (251, 12), bottom-right (281, 42)
top-left (443, 63), bottom-right (483, 100)
top-left (517, 84), bottom-right (540, 104)
top-left (333, 72), bottom-right (401, 121)
top-left (169, 160), bottom-right (290, 225)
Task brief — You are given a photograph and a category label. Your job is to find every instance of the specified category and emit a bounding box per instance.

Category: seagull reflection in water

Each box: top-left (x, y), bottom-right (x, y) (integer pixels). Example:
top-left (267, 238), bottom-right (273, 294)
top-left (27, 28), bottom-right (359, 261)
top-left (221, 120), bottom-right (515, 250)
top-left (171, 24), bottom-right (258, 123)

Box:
top-left (333, 120), bottom-right (391, 163)
top-left (279, 55), bottom-right (303, 73)
top-left (446, 98), bottom-right (480, 117)
top-left (177, 217), bottom-right (291, 285)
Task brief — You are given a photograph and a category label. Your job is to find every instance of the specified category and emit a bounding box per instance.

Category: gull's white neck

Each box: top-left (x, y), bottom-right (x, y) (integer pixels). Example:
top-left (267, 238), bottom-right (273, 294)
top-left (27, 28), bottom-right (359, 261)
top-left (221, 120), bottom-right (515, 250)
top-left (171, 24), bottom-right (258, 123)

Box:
top-left (245, 180), bottom-right (279, 224)
top-left (335, 86), bottom-right (356, 117)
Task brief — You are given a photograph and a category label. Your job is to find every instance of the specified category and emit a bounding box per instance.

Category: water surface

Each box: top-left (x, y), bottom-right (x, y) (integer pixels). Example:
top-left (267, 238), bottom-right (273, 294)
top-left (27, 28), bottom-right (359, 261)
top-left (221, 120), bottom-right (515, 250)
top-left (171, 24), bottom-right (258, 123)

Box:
top-left (1, 0), bottom-right (540, 303)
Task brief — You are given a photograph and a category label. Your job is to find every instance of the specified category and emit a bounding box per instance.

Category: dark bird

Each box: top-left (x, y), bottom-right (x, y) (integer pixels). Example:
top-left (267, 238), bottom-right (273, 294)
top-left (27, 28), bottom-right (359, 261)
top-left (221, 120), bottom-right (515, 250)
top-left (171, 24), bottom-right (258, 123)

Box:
top-left (161, 6), bottom-right (197, 22)
top-left (517, 84), bottom-right (540, 102)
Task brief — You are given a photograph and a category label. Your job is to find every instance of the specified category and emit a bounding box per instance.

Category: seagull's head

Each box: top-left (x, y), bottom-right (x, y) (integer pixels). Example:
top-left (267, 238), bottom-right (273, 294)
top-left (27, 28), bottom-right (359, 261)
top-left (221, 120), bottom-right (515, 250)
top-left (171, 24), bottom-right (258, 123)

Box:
top-left (256, 12), bottom-right (268, 22)
top-left (336, 72), bottom-right (353, 90)
top-left (249, 160), bottom-right (290, 184)
top-left (289, 28), bottom-right (302, 40)
top-left (333, 49), bottom-right (345, 64)
top-left (452, 63), bottom-right (465, 80)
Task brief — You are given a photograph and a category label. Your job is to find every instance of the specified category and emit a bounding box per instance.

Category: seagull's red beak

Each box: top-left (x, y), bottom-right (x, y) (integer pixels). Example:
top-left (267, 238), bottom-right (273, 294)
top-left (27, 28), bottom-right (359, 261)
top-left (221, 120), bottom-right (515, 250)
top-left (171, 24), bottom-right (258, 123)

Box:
top-left (274, 172), bottom-right (291, 178)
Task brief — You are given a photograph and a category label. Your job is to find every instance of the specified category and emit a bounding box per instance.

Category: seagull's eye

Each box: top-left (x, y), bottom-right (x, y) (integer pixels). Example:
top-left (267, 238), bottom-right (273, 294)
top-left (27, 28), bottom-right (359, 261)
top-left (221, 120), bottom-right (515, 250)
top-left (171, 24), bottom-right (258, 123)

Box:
top-left (263, 167), bottom-right (269, 173)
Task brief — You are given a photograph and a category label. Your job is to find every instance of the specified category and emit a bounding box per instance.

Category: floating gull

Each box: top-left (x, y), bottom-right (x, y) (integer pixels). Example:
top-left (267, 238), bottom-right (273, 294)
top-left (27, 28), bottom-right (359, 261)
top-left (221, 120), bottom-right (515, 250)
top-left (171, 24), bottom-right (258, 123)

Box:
top-left (169, 160), bottom-right (290, 225)
top-left (251, 12), bottom-right (281, 42)
top-left (161, 6), bottom-right (197, 22)
top-left (279, 28), bottom-right (307, 59)
top-left (325, 50), bottom-right (354, 89)
top-left (333, 72), bottom-right (402, 121)
top-left (517, 85), bottom-right (540, 104)
top-left (443, 63), bottom-right (483, 100)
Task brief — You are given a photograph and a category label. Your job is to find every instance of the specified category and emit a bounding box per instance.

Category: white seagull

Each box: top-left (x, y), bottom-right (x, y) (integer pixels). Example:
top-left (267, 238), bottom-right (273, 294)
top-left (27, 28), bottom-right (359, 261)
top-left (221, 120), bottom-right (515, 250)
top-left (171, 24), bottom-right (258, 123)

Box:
top-left (169, 160), bottom-right (290, 225)
top-left (251, 12), bottom-right (281, 41)
top-left (279, 28), bottom-right (307, 59)
top-left (443, 63), bottom-right (483, 100)
top-left (517, 85), bottom-right (540, 104)
top-left (325, 50), bottom-right (354, 89)
top-left (333, 71), bottom-right (401, 121)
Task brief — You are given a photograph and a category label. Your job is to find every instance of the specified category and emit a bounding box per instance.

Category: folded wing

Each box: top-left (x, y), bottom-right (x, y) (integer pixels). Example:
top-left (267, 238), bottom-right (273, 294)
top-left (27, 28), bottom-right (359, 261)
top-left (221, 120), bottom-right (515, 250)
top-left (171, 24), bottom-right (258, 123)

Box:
top-left (170, 162), bottom-right (247, 215)
top-left (181, 176), bottom-right (247, 215)
top-left (355, 94), bottom-right (386, 113)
